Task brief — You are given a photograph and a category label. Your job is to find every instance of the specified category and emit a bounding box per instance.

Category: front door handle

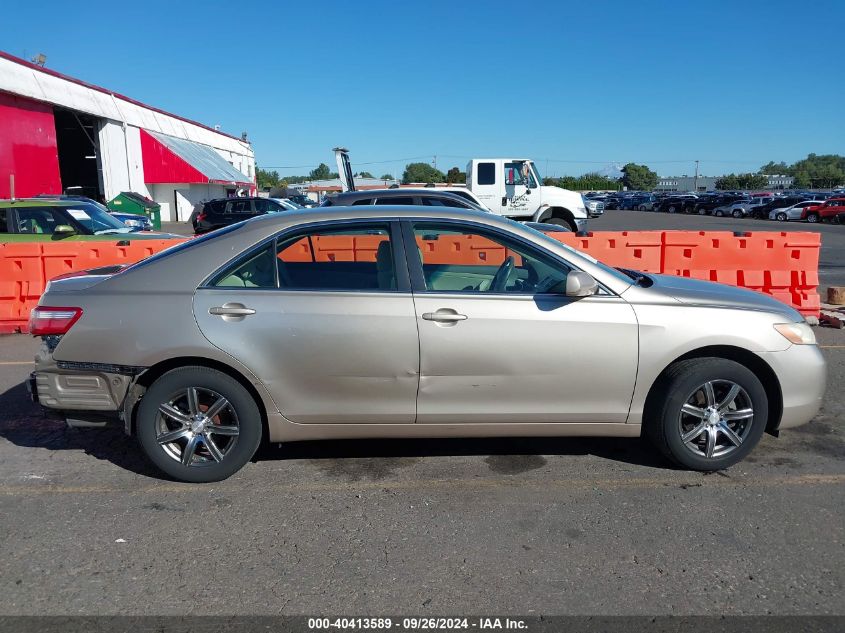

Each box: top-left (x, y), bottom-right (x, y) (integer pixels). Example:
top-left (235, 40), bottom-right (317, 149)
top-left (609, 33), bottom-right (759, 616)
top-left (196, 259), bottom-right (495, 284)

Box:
top-left (209, 303), bottom-right (256, 320)
top-left (422, 310), bottom-right (467, 323)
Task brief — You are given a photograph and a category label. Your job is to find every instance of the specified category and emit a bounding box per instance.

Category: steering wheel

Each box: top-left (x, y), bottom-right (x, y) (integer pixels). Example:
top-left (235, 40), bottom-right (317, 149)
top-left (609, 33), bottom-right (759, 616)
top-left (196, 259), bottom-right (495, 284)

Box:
top-left (489, 256), bottom-right (514, 292)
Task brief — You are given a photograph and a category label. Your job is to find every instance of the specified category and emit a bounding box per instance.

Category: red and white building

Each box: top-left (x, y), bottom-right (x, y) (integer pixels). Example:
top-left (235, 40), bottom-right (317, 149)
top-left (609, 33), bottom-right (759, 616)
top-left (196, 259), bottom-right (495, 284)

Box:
top-left (0, 51), bottom-right (256, 221)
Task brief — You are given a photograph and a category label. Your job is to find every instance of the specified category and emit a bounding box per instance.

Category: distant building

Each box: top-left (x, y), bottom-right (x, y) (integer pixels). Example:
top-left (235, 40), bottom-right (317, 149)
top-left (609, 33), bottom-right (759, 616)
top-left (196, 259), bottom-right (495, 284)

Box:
top-left (655, 176), bottom-right (719, 192)
top-left (0, 51), bottom-right (255, 221)
top-left (656, 174), bottom-right (795, 192)
top-left (292, 177), bottom-right (400, 201)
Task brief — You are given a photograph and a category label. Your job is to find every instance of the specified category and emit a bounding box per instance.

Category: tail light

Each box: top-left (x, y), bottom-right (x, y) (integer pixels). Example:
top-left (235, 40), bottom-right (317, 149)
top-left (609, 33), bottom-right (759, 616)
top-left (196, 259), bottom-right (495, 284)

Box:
top-left (29, 307), bottom-right (83, 336)
top-left (197, 213), bottom-right (207, 222)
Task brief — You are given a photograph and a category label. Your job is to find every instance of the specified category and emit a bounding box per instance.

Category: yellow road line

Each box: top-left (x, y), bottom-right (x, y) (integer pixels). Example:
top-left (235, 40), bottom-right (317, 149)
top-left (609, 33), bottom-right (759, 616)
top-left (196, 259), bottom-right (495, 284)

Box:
top-left (1, 473), bottom-right (842, 497)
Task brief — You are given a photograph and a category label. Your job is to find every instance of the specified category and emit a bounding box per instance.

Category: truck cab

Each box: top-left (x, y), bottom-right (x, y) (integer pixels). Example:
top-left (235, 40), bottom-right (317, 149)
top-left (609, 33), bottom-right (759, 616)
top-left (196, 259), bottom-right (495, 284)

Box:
top-left (466, 158), bottom-right (589, 232)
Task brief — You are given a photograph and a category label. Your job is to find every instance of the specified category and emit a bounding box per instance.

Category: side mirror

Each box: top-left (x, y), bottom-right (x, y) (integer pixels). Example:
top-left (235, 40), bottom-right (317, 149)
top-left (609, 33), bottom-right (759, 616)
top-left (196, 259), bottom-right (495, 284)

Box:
top-left (53, 224), bottom-right (76, 236)
top-left (565, 271), bottom-right (599, 297)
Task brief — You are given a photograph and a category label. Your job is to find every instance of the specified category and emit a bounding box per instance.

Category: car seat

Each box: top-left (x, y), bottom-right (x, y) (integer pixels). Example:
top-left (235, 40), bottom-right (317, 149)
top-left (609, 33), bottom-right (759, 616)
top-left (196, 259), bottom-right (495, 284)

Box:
top-left (375, 240), bottom-right (395, 290)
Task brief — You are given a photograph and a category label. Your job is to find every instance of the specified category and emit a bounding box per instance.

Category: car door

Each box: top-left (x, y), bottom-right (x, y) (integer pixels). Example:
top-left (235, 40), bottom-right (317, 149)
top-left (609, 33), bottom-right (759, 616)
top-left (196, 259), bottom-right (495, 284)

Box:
top-left (502, 162), bottom-right (541, 218)
top-left (404, 219), bottom-right (639, 424)
top-left (193, 219), bottom-right (420, 424)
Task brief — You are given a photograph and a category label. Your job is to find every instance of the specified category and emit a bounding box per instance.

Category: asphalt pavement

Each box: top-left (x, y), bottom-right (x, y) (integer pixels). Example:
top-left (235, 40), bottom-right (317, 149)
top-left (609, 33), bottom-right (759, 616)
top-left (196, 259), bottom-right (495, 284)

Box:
top-left (0, 210), bottom-right (842, 617)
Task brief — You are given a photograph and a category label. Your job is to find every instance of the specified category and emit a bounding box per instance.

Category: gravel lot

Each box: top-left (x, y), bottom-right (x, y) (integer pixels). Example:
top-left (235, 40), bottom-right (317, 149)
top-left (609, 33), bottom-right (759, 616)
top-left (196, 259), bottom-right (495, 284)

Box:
top-left (0, 210), bottom-right (842, 616)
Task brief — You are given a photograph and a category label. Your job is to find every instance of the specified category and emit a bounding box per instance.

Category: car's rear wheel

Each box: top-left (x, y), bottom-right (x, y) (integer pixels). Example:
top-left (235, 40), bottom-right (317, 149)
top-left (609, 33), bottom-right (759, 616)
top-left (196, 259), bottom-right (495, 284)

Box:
top-left (136, 366), bottom-right (262, 482)
top-left (646, 358), bottom-right (767, 471)
top-left (638, 205), bottom-right (647, 211)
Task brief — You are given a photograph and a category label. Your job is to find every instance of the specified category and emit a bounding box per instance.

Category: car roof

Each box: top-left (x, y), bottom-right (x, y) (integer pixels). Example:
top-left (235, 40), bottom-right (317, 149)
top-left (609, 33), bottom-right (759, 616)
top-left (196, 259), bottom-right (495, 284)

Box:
top-left (330, 189), bottom-right (471, 200)
top-left (0, 198), bottom-right (89, 209)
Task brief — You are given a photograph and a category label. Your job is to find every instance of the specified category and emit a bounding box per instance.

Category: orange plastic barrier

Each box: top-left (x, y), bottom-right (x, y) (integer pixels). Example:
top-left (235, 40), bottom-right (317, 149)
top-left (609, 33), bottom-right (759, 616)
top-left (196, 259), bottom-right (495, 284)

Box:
top-left (0, 239), bottom-right (186, 334)
top-left (0, 230), bottom-right (822, 333)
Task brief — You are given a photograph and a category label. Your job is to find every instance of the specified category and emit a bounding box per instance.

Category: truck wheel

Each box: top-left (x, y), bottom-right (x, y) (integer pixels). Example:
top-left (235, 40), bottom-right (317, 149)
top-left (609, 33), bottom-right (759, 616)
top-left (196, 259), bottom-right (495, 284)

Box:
top-left (545, 217), bottom-right (577, 232)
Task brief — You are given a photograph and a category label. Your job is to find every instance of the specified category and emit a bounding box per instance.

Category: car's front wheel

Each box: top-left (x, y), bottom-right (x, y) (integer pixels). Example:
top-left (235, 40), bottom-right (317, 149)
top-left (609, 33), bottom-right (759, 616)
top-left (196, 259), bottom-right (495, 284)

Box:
top-left (776, 212), bottom-right (788, 221)
top-left (807, 212), bottom-right (819, 223)
top-left (646, 358), bottom-right (767, 471)
top-left (136, 366), bottom-right (263, 482)
top-left (732, 209), bottom-right (743, 218)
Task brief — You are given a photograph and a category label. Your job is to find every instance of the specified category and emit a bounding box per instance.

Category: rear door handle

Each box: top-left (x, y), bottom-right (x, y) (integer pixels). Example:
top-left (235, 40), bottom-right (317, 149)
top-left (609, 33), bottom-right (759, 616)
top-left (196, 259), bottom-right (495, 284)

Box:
top-left (209, 303), bottom-right (256, 318)
top-left (422, 310), bottom-right (467, 322)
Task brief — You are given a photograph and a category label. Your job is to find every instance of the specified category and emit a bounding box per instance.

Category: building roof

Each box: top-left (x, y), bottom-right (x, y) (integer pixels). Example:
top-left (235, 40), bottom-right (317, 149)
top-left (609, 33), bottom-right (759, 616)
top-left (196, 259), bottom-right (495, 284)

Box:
top-left (148, 131), bottom-right (251, 184)
top-left (0, 50), bottom-right (251, 155)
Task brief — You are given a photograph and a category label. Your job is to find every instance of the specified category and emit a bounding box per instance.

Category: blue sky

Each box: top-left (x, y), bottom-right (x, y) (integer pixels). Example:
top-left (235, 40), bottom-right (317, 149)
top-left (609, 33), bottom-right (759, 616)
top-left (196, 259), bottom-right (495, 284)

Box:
top-left (5, 0), bottom-right (844, 179)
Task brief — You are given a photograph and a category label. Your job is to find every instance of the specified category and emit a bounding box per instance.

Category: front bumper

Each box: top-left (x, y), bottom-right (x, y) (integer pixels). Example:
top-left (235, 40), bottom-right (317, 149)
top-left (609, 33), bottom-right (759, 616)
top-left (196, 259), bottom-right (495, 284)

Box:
top-left (574, 217), bottom-right (588, 232)
top-left (757, 344), bottom-right (826, 430)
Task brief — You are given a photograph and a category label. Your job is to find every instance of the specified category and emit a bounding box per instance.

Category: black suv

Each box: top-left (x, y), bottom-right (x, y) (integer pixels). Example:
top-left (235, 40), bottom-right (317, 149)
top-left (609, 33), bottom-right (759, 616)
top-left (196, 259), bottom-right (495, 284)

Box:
top-left (749, 195), bottom-right (809, 220)
top-left (690, 194), bottom-right (747, 215)
top-left (192, 197), bottom-right (291, 234)
top-left (320, 189), bottom-right (486, 211)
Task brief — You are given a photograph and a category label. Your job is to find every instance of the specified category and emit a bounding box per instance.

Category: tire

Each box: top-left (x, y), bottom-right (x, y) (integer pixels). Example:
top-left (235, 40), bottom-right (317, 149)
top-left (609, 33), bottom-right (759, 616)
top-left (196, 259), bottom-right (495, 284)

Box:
top-left (714, 210), bottom-right (724, 217)
top-left (668, 206), bottom-right (677, 214)
top-left (136, 366), bottom-right (263, 483)
top-left (776, 212), bottom-right (787, 222)
top-left (645, 358), bottom-right (768, 471)
top-left (545, 216), bottom-right (577, 232)
top-left (638, 205), bottom-right (647, 211)
top-left (807, 213), bottom-right (819, 223)
top-left (732, 209), bottom-right (743, 219)
top-left (698, 207), bottom-right (707, 215)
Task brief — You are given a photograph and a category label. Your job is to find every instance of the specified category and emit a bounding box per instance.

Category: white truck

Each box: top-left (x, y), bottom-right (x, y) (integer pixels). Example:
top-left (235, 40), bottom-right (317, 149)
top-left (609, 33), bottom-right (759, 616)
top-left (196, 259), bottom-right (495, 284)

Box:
top-left (333, 149), bottom-right (598, 232)
top-left (464, 158), bottom-right (599, 232)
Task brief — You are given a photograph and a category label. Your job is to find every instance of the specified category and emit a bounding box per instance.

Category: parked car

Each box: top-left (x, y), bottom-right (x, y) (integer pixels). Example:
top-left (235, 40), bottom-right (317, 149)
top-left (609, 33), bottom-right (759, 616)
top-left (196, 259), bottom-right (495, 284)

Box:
top-left (623, 194), bottom-right (657, 211)
top-left (269, 198), bottom-right (305, 210)
top-left (28, 206), bottom-right (824, 482)
top-left (428, 186), bottom-right (493, 212)
top-left (522, 221), bottom-right (571, 233)
top-left (656, 195), bottom-right (697, 213)
top-left (287, 194), bottom-right (318, 208)
top-left (769, 200), bottom-right (825, 222)
top-left (690, 194), bottom-right (747, 215)
top-left (712, 198), bottom-right (766, 218)
top-left (748, 196), bottom-right (808, 220)
top-left (108, 211), bottom-right (154, 231)
top-left (0, 198), bottom-right (176, 240)
top-left (801, 197), bottom-right (845, 223)
top-left (192, 197), bottom-right (294, 234)
top-left (320, 189), bottom-right (489, 211)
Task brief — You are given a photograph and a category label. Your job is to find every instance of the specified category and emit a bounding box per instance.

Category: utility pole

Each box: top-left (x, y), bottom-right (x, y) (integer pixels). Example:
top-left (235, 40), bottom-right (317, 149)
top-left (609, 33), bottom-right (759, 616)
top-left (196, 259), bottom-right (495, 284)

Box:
top-left (694, 160), bottom-right (700, 192)
top-left (433, 155), bottom-right (437, 170)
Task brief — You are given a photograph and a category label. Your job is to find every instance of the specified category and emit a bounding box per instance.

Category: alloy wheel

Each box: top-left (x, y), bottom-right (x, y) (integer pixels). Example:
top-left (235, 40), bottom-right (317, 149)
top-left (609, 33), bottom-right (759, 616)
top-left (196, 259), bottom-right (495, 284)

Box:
top-left (678, 380), bottom-right (754, 459)
top-left (155, 387), bottom-right (240, 466)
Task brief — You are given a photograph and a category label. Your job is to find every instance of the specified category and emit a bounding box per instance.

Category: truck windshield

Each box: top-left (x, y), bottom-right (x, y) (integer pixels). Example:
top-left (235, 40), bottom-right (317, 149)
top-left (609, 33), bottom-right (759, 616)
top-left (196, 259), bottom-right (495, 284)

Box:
top-left (530, 161), bottom-right (541, 185)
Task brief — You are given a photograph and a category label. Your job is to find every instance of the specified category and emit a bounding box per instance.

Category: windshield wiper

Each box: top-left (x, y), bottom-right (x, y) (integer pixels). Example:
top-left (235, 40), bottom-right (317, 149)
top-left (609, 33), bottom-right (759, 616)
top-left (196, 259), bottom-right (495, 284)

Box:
top-left (616, 268), bottom-right (652, 286)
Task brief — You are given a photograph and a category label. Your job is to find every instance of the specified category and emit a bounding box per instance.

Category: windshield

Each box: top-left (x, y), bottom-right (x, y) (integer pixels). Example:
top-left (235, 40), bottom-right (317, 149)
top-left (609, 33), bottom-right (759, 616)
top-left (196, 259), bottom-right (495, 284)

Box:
top-left (529, 161), bottom-right (541, 185)
top-left (511, 219), bottom-right (635, 286)
top-left (64, 202), bottom-right (131, 234)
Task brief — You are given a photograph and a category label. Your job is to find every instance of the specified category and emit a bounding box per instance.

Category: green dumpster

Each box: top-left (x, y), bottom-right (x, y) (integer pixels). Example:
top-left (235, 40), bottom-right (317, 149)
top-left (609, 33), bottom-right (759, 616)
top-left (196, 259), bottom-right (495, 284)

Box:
top-left (107, 192), bottom-right (162, 230)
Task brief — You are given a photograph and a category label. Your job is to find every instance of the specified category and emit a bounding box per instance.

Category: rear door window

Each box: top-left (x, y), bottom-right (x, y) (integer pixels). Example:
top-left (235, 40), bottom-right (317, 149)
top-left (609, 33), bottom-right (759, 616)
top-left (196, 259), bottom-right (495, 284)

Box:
top-left (211, 223), bottom-right (398, 292)
top-left (225, 199), bottom-right (254, 214)
top-left (14, 207), bottom-right (66, 234)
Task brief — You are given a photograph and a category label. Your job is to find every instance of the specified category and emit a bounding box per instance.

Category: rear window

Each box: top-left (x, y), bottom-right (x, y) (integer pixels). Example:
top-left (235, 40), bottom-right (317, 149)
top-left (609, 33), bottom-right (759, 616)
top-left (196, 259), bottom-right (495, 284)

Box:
top-left (123, 223), bottom-right (244, 273)
top-left (375, 197), bottom-right (415, 205)
top-left (477, 163), bottom-right (495, 185)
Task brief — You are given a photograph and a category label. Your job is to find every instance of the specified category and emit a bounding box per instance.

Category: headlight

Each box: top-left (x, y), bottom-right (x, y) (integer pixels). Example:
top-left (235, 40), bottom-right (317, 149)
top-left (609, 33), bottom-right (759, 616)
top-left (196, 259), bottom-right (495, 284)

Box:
top-left (774, 322), bottom-right (816, 345)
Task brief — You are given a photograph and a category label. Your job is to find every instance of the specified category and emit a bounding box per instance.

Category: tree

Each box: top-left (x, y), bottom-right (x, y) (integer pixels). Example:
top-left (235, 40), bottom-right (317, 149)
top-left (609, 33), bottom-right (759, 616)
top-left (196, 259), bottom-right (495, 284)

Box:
top-left (309, 163), bottom-right (332, 180)
top-left (256, 168), bottom-right (280, 189)
top-left (543, 173), bottom-right (620, 191)
top-left (445, 167), bottom-right (466, 184)
top-left (715, 173), bottom-right (769, 190)
top-left (620, 163), bottom-right (657, 191)
top-left (759, 161), bottom-right (792, 175)
top-left (355, 171), bottom-right (374, 179)
top-left (402, 162), bottom-right (445, 184)
top-left (379, 173), bottom-right (393, 180)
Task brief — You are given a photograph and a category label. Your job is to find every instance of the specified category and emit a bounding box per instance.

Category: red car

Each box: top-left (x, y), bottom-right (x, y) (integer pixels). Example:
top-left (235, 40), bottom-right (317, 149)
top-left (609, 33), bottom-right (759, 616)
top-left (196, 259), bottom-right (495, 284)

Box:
top-left (801, 198), bottom-right (845, 223)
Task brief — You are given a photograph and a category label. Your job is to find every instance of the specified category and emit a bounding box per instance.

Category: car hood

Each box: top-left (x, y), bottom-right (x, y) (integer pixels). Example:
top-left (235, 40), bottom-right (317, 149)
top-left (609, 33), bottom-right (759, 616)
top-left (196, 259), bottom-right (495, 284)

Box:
top-left (644, 273), bottom-right (802, 320)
